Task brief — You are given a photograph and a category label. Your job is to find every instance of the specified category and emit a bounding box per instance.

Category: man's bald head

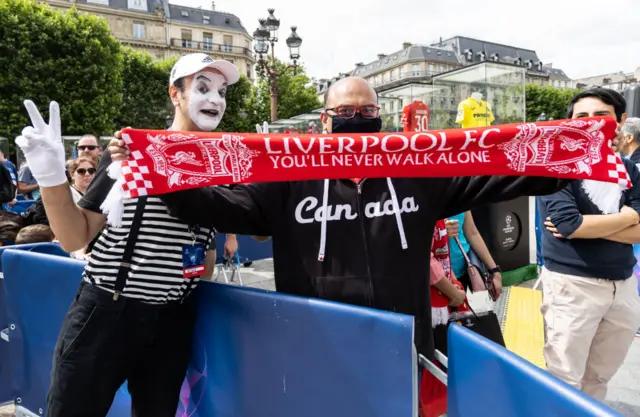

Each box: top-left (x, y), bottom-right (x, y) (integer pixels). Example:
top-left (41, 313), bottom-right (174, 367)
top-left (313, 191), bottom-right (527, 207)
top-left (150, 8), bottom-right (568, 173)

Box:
top-left (323, 77), bottom-right (378, 109)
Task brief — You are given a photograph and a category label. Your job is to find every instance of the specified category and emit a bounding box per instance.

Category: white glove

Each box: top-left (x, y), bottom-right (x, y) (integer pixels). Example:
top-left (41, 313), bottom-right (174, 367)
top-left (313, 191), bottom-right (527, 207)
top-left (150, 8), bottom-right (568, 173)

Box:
top-left (15, 100), bottom-right (67, 187)
top-left (255, 121), bottom-right (269, 134)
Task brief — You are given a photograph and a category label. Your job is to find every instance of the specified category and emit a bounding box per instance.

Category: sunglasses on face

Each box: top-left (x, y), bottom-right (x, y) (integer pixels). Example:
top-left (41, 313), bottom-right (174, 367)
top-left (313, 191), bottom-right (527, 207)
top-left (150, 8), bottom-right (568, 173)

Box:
top-left (76, 168), bottom-right (96, 176)
top-left (77, 145), bottom-right (99, 151)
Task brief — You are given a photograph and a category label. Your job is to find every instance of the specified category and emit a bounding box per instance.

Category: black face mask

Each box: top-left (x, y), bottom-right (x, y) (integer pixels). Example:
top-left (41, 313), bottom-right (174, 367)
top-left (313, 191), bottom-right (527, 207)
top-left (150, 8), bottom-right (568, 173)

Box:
top-left (330, 114), bottom-right (382, 134)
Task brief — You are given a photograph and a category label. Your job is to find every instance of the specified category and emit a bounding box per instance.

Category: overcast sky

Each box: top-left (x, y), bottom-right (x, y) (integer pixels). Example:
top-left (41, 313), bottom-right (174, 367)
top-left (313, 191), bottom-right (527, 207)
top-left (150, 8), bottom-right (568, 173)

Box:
top-left (173, 0), bottom-right (639, 81)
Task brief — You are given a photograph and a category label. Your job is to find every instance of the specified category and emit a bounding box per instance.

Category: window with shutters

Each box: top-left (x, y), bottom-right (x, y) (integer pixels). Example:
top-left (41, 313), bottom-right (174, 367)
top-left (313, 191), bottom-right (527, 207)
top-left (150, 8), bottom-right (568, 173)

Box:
top-left (128, 0), bottom-right (147, 11)
top-left (223, 35), bottom-right (233, 52)
top-left (181, 29), bottom-right (192, 48)
top-left (203, 32), bottom-right (213, 51)
top-left (133, 22), bottom-right (145, 39)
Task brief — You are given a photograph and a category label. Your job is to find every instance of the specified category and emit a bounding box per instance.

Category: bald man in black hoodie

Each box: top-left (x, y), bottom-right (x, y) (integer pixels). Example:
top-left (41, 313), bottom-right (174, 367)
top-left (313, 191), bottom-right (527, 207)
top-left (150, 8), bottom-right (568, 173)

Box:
top-left (111, 77), bottom-right (569, 360)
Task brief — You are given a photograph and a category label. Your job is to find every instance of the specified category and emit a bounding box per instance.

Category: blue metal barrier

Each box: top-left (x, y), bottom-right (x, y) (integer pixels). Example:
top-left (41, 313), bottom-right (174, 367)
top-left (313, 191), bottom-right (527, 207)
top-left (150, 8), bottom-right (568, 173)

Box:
top-left (0, 275), bottom-right (12, 405)
top-left (4, 200), bottom-right (35, 215)
top-left (1, 250), bottom-right (415, 416)
top-left (447, 324), bottom-right (622, 417)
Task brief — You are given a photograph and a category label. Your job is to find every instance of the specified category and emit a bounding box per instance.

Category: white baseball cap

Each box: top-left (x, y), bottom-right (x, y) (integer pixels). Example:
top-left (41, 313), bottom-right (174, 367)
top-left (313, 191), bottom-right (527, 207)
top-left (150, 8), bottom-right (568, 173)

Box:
top-left (169, 53), bottom-right (240, 86)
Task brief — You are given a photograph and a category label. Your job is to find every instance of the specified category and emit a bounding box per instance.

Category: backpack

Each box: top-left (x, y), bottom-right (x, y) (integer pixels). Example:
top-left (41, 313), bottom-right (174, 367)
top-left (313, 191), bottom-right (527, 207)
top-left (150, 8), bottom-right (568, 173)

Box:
top-left (0, 164), bottom-right (17, 204)
top-left (22, 196), bottom-right (49, 226)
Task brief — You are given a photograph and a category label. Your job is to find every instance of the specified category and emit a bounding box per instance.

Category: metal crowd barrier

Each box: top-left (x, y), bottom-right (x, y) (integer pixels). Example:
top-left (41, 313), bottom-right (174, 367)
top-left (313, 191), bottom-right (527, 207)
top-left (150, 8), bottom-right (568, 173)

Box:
top-left (0, 243), bottom-right (625, 416)
top-left (0, 245), bottom-right (415, 416)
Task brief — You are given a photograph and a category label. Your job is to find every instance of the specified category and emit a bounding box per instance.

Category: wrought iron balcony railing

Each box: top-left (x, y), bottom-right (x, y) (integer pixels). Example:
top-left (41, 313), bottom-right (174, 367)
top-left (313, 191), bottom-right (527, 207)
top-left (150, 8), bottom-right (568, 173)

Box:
top-left (170, 38), bottom-right (254, 59)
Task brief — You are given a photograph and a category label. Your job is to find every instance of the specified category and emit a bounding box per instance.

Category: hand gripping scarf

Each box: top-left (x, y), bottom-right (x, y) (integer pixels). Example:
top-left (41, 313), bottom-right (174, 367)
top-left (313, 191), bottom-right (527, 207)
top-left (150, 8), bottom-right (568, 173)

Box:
top-left (100, 117), bottom-right (630, 226)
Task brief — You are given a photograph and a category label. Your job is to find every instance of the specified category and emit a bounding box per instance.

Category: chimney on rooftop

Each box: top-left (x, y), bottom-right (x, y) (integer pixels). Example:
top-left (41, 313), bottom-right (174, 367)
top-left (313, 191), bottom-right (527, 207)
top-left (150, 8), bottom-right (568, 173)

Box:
top-left (402, 42), bottom-right (412, 49)
top-left (377, 54), bottom-right (386, 60)
top-left (355, 62), bottom-right (364, 67)
top-left (211, 1), bottom-right (215, 11)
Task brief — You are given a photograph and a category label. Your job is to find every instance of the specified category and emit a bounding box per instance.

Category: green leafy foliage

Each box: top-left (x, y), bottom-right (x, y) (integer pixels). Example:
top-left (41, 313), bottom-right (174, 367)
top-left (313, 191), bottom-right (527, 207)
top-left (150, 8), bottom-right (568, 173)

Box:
top-left (216, 75), bottom-right (254, 133)
top-left (0, 0), bottom-right (123, 145)
top-left (248, 59), bottom-right (321, 123)
top-left (117, 48), bottom-right (176, 130)
top-left (525, 84), bottom-right (582, 122)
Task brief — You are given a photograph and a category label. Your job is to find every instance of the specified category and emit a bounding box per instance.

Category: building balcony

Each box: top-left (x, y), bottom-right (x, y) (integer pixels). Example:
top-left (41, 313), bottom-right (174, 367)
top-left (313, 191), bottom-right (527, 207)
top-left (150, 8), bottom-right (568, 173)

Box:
top-left (170, 38), bottom-right (254, 60)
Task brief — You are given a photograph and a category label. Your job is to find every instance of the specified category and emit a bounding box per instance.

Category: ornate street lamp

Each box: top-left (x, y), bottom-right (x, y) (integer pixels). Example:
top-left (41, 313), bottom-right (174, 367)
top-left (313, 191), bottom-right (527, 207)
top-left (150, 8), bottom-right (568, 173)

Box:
top-left (253, 9), bottom-right (303, 122)
top-left (286, 26), bottom-right (302, 62)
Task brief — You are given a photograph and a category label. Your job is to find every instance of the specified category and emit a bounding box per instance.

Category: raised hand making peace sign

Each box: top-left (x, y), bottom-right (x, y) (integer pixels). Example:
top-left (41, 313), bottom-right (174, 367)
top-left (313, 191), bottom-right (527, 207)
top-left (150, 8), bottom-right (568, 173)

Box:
top-left (15, 100), bottom-right (68, 187)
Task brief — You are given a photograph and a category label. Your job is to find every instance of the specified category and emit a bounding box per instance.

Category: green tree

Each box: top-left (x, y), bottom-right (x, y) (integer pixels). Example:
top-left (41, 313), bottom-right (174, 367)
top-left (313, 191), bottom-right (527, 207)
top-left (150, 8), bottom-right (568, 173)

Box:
top-left (0, 0), bottom-right (124, 145)
top-left (117, 48), bottom-right (176, 130)
top-left (216, 75), bottom-right (254, 133)
top-left (248, 59), bottom-right (322, 123)
top-left (525, 84), bottom-right (582, 122)
top-left (118, 50), bottom-right (254, 132)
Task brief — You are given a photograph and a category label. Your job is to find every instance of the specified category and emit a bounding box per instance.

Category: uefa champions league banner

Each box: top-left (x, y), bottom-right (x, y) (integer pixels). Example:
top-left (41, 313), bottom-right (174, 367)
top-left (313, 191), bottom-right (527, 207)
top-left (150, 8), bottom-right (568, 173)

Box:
top-left (1, 248), bottom-right (415, 417)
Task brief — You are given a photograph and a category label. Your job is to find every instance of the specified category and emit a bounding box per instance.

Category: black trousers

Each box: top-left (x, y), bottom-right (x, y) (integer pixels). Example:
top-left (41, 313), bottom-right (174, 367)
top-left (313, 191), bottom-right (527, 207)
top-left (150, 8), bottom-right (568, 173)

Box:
top-left (47, 282), bottom-right (197, 417)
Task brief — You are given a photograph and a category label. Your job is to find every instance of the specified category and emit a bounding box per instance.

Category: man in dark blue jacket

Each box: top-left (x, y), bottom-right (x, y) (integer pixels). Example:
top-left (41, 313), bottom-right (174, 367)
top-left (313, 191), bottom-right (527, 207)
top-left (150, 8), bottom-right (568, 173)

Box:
top-left (540, 88), bottom-right (640, 401)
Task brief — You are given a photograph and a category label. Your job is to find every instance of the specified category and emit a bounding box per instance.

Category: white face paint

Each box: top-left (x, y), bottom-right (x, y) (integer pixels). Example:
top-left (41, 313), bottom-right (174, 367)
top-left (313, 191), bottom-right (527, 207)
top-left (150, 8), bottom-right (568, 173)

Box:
top-left (188, 71), bottom-right (227, 131)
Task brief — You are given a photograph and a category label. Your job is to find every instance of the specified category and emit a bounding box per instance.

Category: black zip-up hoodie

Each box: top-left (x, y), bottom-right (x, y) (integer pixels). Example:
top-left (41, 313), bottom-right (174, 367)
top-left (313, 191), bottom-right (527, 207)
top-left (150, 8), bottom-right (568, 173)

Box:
top-left (160, 176), bottom-right (568, 358)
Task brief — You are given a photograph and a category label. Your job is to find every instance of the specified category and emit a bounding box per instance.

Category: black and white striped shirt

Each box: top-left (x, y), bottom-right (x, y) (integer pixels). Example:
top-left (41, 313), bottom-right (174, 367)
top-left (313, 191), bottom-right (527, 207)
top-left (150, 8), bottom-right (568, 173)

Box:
top-left (78, 153), bottom-right (214, 304)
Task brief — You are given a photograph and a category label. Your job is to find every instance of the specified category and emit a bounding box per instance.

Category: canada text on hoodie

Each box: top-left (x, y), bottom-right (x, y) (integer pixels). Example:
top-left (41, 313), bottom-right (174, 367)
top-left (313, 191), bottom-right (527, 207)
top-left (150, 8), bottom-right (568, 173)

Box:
top-left (160, 175), bottom-right (568, 358)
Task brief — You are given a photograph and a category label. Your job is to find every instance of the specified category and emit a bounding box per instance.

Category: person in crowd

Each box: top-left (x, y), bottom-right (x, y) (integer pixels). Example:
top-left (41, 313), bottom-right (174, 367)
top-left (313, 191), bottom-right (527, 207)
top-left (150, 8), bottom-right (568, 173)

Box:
top-left (76, 134), bottom-right (103, 159)
top-left (444, 211), bottom-right (502, 298)
top-left (430, 220), bottom-right (467, 356)
top-left (0, 213), bottom-right (25, 246)
top-left (21, 196), bottom-right (49, 226)
top-left (15, 53), bottom-right (241, 416)
top-left (18, 162), bottom-right (39, 200)
top-left (0, 150), bottom-right (18, 186)
top-left (65, 159), bottom-right (74, 183)
top-left (617, 117), bottom-right (640, 163)
top-left (110, 75), bottom-right (571, 364)
top-left (539, 88), bottom-right (640, 401)
top-left (15, 224), bottom-right (55, 245)
top-left (430, 254), bottom-right (465, 309)
top-left (68, 156), bottom-right (97, 204)
top-left (65, 156), bottom-right (99, 259)
top-left (0, 163), bottom-right (17, 209)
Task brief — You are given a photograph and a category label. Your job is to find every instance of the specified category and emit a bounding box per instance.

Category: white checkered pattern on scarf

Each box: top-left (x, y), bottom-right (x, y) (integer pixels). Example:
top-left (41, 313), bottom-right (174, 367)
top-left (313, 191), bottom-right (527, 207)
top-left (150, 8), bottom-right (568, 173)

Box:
top-left (120, 130), bottom-right (153, 200)
top-left (608, 154), bottom-right (633, 188)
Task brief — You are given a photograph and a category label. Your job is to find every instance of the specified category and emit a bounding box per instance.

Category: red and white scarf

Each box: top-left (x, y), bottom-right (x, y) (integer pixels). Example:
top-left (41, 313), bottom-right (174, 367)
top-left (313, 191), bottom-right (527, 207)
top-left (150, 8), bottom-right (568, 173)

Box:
top-left (101, 118), bottom-right (629, 226)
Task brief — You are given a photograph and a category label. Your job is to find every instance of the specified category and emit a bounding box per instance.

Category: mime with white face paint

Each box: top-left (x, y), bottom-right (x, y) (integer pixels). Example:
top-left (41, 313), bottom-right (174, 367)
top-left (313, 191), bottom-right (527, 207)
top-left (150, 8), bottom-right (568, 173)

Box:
top-left (14, 53), bottom-right (240, 417)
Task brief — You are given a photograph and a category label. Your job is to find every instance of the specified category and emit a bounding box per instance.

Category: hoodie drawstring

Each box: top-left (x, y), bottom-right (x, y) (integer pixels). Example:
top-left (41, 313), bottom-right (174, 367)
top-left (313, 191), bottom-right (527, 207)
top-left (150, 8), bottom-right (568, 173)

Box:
top-left (386, 178), bottom-right (408, 250)
top-left (317, 178), bottom-right (409, 262)
top-left (317, 179), bottom-right (330, 261)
